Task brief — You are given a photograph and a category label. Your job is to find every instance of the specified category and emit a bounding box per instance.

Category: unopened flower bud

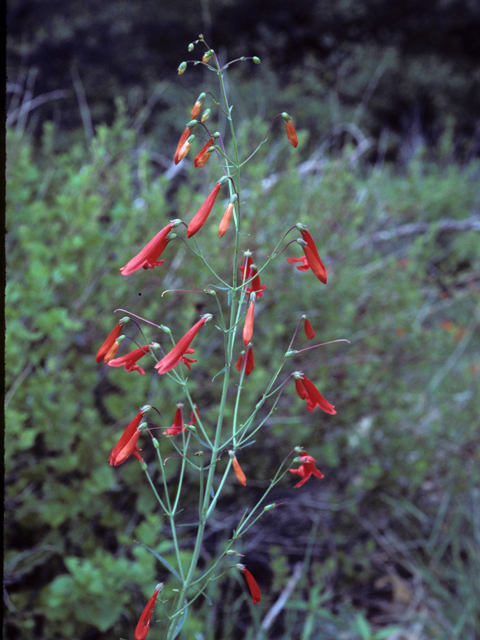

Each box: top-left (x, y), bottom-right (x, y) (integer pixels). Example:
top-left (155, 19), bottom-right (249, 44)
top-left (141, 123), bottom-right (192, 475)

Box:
top-left (191, 93), bottom-right (206, 119)
top-left (152, 437), bottom-right (160, 449)
top-left (253, 56), bottom-right (261, 64)
top-left (140, 461), bottom-right (148, 471)
top-left (188, 43), bottom-right (194, 52)
top-left (201, 108), bottom-right (211, 122)
top-left (202, 50), bottom-right (213, 63)
top-left (263, 503), bottom-right (276, 511)
top-left (160, 325), bottom-right (171, 334)
top-left (178, 62), bottom-right (187, 75)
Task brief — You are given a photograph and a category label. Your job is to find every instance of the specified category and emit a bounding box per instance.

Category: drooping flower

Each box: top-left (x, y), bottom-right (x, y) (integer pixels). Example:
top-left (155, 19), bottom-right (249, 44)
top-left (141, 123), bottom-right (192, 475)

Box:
top-left (176, 134), bottom-right (195, 163)
top-left (108, 406), bottom-right (151, 466)
top-left (174, 121), bottom-right (197, 164)
top-left (235, 345), bottom-right (255, 376)
top-left (303, 316), bottom-right (315, 340)
top-left (243, 293), bottom-right (256, 347)
top-left (96, 317), bottom-right (129, 363)
top-left (291, 224), bottom-right (327, 284)
top-left (229, 451), bottom-right (247, 486)
top-left (289, 453), bottom-right (324, 488)
top-left (293, 372), bottom-right (336, 414)
top-left (108, 343), bottom-right (158, 375)
top-left (187, 182), bottom-right (222, 238)
top-left (134, 583), bottom-right (163, 640)
top-left (194, 138), bottom-right (214, 168)
top-left (239, 254), bottom-right (267, 298)
top-left (282, 112), bottom-right (298, 148)
top-left (103, 337), bottom-right (123, 363)
top-left (190, 92), bottom-right (206, 119)
top-left (218, 195), bottom-right (237, 237)
top-left (155, 315), bottom-right (212, 375)
top-left (236, 565), bottom-right (261, 604)
top-left (163, 404), bottom-right (186, 436)
top-left (120, 220), bottom-right (181, 276)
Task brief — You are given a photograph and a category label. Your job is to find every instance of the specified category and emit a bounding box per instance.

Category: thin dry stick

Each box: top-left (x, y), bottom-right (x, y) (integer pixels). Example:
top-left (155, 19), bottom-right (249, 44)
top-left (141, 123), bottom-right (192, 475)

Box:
top-left (70, 67), bottom-right (94, 144)
top-left (258, 562), bottom-right (304, 634)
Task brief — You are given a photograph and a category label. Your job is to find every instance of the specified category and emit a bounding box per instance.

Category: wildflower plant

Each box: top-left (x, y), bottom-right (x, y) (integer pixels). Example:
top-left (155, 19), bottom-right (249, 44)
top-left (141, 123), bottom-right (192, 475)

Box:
top-left (97, 35), bottom-right (349, 639)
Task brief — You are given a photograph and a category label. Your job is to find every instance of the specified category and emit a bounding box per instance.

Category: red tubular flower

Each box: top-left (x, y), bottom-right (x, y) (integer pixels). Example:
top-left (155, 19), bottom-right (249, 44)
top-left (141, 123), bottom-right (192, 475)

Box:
top-left (174, 128), bottom-right (190, 164)
top-left (108, 344), bottom-right (155, 375)
top-left (120, 221), bottom-right (180, 276)
top-left (239, 255), bottom-right (267, 298)
top-left (163, 404), bottom-right (185, 436)
top-left (134, 584), bottom-right (163, 640)
top-left (237, 565), bottom-right (261, 604)
top-left (104, 338), bottom-right (122, 363)
top-left (229, 451), bottom-right (247, 486)
top-left (187, 182), bottom-right (222, 238)
top-left (298, 225), bottom-right (328, 284)
top-left (194, 138), bottom-right (214, 168)
top-left (293, 373), bottom-right (336, 414)
top-left (282, 112), bottom-right (298, 148)
top-left (243, 294), bottom-right (256, 347)
top-left (235, 345), bottom-right (255, 376)
top-left (96, 319), bottom-right (128, 363)
top-left (190, 92), bottom-right (206, 120)
top-left (108, 406), bottom-right (150, 466)
top-left (176, 135), bottom-right (194, 163)
top-left (218, 201), bottom-right (234, 237)
top-left (155, 315), bottom-right (212, 375)
top-left (289, 453), bottom-right (324, 488)
top-left (303, 317), bottom-right (315, 340)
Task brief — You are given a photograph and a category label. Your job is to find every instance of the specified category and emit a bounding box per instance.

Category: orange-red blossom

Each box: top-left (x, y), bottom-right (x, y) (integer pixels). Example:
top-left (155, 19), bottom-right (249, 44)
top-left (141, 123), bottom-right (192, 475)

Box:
top-left (96, 317), bottom-right (129, 363)
top-left (163, 403), bottom-right (199, 436)
top-left (235, 344), bottom-right (255, 376)
top-left (282, 112), bottom-right (298, 148)
top-left (239, 254), bottom-right (267, 298)
top-left (229, 451), bottom-right (247, 486)
top-left (155, 315), bottom-right (212, 375)
top-left (187, 181), bottom-right (223, 238)
top-left (108, 343), bottom-right (159, 375)
top-left (289, 453), bottom-right (324, 488)
top-left (174, 120), bottom-right (197, 164)
top-left (134, 583), bottom-right (163, 640)
top-left (303, 316), bottom-right (315, 340)
top-left (293, 372), bottom-right (336, 414)
top-left (108, 405), bottom-right (151, 466)
top-left (287, 224), bottom-right (327, 284)
top-left (243, 293), bottom-right (256, 347)
top-left (120, 220), bottom-right (181, 276)
top-left (194, 138), bottom-right (214, 168)
top-left (236, 565), bottom-right (261, 604)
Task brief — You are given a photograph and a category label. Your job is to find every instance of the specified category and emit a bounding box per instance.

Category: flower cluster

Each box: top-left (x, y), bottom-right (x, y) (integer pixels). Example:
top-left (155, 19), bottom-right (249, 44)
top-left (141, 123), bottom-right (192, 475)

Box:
top-left (93, 37), bottom-right (346, 637)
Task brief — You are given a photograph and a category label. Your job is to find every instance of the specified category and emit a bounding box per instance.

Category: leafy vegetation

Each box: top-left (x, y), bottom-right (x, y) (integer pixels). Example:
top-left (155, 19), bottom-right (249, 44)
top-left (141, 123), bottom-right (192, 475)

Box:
top-left (5, 93), bottom-right (480, 639)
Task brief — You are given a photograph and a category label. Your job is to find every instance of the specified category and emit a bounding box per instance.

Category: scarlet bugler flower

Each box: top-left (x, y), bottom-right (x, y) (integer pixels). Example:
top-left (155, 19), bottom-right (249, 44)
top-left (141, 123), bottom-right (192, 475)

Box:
top-left (108, 405), bottom-right (151, 466)
top-left (134, 583), bottom-right (163, 640)
top-left (303, 316), bottom-right (315, 340)
top-left (293, 372), bottom-right (336, 414)
top-left (239, 254), bottom-right (267, 298)
top-left (282, 112), bottom-right (298, 148)
top-left (96, 317), bottom-right (129, 363)
top-left (287, 225), bottom-right (327, 284)
top-left (162, 403), bottom-right (197, 436)
top-left (120, 220), bottom-right (181, 276)
top-left (194, 138), bottom-right (214, 168)
top-left (235, 344), bottom-right (255, 376)
top-left (289, 453), bottom-right (324, 488)
top-left (174, 121), bottom-right (197, 164)
top-left (229, 451), bottom-right (247, 486)
top-left (218, 195), bottom-right (237, 237)
top-left (243, 293), bottom-right (256, 347)
top-left (236, 565), bottom-right (261, 604)
top-left (155, 315), bottom-right (212, 375)
top-left (108, 343), bottom-right (159, 375)
top-left (187, 182), bottom-right (223, 237)
top-left (190, 92), bottom-right (206, 119)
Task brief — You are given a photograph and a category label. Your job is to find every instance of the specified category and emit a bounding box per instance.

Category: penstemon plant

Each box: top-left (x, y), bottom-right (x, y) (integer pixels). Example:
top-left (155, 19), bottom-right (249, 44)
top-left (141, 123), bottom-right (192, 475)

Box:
top-left (96, 34), bottom-right (349, 640)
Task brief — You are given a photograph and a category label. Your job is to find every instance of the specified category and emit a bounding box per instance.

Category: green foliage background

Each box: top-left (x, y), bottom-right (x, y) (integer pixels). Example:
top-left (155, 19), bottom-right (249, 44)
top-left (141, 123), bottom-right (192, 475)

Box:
top-left (5, 18), bottom-right (480, 639)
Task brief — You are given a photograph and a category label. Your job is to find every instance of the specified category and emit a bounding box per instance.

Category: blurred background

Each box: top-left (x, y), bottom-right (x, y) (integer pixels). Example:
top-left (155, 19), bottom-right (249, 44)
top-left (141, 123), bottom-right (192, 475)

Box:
top-left (5, 0), bottom-right (480, 638)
